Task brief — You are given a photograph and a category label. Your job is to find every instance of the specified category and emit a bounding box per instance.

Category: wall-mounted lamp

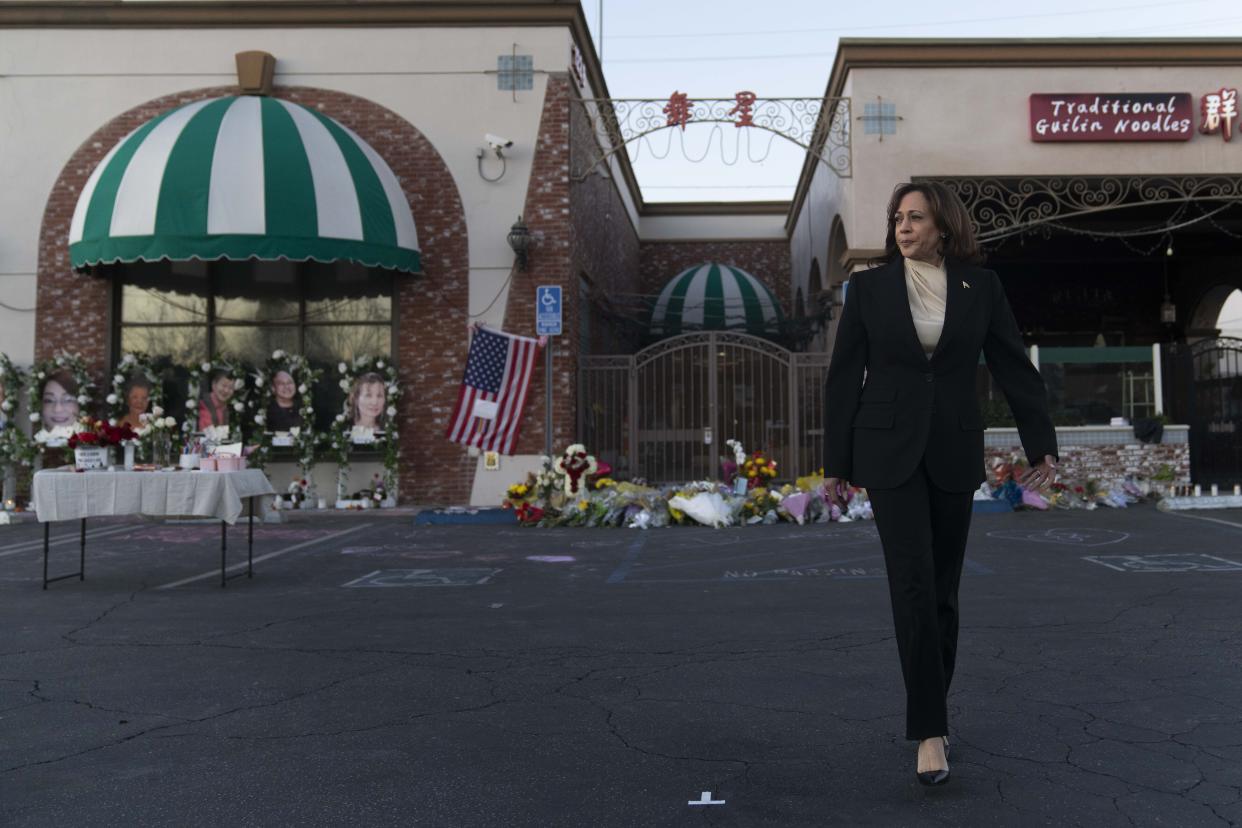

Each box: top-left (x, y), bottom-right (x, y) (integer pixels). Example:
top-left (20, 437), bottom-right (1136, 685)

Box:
top-left (507, 215), bottom-right (533, 270)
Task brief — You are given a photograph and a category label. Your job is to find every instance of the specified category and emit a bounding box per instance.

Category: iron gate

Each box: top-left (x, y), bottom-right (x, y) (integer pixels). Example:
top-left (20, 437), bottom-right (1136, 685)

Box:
top-left (1176, 337), bottom-right (1242, 486)
top-left (579, 332), bottom-right (831, 483)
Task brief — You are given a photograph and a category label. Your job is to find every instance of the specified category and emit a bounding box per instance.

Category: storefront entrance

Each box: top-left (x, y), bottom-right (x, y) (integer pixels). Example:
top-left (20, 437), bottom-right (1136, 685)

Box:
top-left (1171, 337), bottom-right (1242, 486)
top-left (579, 332), bottom-right (830, 483)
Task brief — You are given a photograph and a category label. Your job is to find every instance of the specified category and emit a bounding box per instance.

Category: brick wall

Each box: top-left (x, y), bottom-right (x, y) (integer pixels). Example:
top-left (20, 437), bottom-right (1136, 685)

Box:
top-left (638, 241), bottom-right (792, 316)
top-left (35, 85), bottom-right (475, 504)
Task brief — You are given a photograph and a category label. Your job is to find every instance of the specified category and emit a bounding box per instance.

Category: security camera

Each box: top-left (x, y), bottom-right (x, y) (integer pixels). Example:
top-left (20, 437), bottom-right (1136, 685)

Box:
top-left (485, 134), bottom-right (514, 155)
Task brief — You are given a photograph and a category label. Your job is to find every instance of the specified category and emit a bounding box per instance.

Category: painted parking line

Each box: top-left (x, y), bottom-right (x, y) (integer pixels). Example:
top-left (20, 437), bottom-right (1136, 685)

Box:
top-left (155, 523), bottom-right (375, 590)
top-left (0, 523), bottom-right (140, 559)
top-left (1166, 511), bottom-right (1242, 532)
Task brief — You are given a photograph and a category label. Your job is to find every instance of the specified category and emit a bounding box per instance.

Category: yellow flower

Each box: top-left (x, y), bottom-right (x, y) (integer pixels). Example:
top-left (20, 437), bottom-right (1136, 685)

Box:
top-left (578, 499), bottom-right (589, 511)
top-left (595, 477), bottom-right (616, 489)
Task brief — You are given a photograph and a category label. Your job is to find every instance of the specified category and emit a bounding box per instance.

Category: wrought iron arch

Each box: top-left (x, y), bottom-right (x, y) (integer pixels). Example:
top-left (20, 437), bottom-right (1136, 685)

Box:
top-left (573, 96), bottom-right (851, 182)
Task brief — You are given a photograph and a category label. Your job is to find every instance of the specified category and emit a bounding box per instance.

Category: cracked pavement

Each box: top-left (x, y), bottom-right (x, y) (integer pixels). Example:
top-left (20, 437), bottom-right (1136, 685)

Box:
top-left (1, 505), bottom-right (1240, 826)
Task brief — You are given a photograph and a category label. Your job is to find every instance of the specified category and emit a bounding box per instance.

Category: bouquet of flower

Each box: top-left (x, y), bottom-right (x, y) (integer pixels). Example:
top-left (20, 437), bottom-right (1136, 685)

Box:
top-left (136, 406), bottom-right (177, 437)
top-left (68, 417), bottom-right (138, 449)
top-left (741, 450), bottom-right (778, 489)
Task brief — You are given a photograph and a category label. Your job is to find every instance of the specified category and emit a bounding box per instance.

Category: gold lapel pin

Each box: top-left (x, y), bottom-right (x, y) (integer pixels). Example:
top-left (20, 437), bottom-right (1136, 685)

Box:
top-left (962, 280), bottom-right (970, 288)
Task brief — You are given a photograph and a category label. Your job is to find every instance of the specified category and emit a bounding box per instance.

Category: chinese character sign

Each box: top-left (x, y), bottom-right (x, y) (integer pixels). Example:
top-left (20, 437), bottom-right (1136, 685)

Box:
top-left (663, 91), bottom-right (693, 130)
top-left (728, 91), bottom-right (757, 127)
top-left (1200, 88), bottom-right (1238, 142)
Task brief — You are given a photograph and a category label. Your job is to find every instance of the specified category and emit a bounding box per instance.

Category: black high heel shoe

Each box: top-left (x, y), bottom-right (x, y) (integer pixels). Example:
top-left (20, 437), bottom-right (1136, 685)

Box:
top-left (916, 737), bottom-right (951, 786)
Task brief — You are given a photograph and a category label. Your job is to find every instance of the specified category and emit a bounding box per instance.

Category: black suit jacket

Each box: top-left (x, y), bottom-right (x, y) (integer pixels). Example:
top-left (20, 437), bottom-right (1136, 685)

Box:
top-left (823, 257), bottom-right (1058, 492)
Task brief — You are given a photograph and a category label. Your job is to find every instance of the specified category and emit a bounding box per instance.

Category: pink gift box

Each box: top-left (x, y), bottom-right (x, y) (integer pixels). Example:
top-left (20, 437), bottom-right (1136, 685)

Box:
top-left (199, 456), bottom-right (218, 471)
top-left (216, 455), bottom-right (240, 472)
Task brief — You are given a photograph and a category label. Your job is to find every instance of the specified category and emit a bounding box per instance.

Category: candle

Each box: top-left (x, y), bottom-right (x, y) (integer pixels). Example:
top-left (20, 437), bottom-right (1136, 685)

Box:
top-left (1211, 484), bottom-right (1219, 497)
top-left (317, 497), bottom-right (327, 510)
top-left (1234, 484), bottom-right (1240, 496)
top-left (3, 499), bottom-right (13, 512)
top-left (272, 497), bottom-right (282, 511)
top-left (1194, 484), bottom-right (1202, 497)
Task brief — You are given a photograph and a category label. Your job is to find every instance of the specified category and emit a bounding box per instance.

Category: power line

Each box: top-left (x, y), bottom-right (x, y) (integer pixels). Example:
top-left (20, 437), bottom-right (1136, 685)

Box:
top-left (603, 0), bottom-right (1214, 40)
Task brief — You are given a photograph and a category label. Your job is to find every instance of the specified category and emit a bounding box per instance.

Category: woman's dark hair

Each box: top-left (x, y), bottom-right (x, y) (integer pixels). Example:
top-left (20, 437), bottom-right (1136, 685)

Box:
top-left (883, 181), bottom-right (983, 264)
top-left (123, 374), bottom-right (152, 395)
top-left (44, 368), bottom-right (79, 396)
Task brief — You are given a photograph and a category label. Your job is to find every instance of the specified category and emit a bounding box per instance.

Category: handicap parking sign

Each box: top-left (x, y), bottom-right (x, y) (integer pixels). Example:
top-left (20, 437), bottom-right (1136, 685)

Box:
top-left (536, 285), bottom-right (562, 336)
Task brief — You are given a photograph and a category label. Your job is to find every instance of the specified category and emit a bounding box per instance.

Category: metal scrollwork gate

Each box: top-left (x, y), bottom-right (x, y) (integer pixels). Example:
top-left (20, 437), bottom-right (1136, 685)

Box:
top-left (579, 332), bottom-right (831, 483)
top-left (1181, 337), bottom-right (1242, 486)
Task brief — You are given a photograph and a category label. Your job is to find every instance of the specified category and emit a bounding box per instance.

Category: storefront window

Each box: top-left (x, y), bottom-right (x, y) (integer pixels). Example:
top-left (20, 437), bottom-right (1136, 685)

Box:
top-left (1039, 347), bottom-right (1155, 425)
top-left (114, 259), bottom-right (393, 431)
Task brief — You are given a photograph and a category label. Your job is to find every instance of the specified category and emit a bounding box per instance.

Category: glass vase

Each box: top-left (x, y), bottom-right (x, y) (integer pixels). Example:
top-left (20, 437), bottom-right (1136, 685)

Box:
top-left (152, 432), bottom-right (172, 468)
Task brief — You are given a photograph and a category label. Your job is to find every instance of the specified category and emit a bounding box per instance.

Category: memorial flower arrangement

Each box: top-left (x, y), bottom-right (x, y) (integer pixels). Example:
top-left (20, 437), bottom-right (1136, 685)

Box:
top-left (741, 450), bottom-right (778, 489)
top-left (248, 350), bottom-right (321, 473)
top-left (186, 357), bottom-right (248, 441)
top-left (500, 440), bottom-right (871, 529)
top-left (328, 355), bottom-right (401, 492)
top-left (106, 352), bottom-right (163, 422)
top-left (67, 417), bottom-right (138, 449)
top-left (29, 351), bottom-right (94, 453)
top-left (0, 354), bottom-right (35, 468)
top-left (981, 453), bottom-right (1155, 510)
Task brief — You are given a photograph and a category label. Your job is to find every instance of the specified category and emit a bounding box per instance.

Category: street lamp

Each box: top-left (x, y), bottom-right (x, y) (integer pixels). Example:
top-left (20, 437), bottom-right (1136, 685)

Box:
top-left (507, 216), bottom-right (533, 271)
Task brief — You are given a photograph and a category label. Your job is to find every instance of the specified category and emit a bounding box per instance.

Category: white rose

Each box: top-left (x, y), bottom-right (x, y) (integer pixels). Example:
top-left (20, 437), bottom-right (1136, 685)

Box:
top-left (106, 393), bottom-right (118, 404)
top-left (30, 412), bottom-right (39, 422)
top-left (233, 378), bottom-right (244, 391)
top-left (113, 374), bottom-right (125, 384)
top-left (201, 362), bottom-right (211, 372)
top-left (386, 406), bottom-right (397, 417)
top-left (272, 350), bottom-right (285, 359)
top-left (303, 407), bottom-right (313, 415)
top-left (339, 379), bottom-right (350, 391)
top-left (376, 360), bottom-right (385, 369)
top-left (254, 376), bottom-right (264, 388)
top-left (254, 414), bottom-right (266, 426)
top-left (163, 417), bottom-right (176, 429)
top-left (0, 400), bottom-right (10, 412)
top-left (338, 362), bottom-right (347, 374)
top-left (387, 384), bottom-right (398, 394)
top-left (233, 401), bottom-right (244, 412)
top-left (152, 405), bottom-right (163, 417)
top-left (108, 418), bottom-right (117, 426)
top-left (37, 371), bottom-right (45, 379)
top-left (298, 384), bottom-right (307, 394)
top-left (290, 427), bottom-right (301, 438)
top-left (335, 414), bottom-right (345, 423)
top-left (77, 396), bottom-right (88, 405)
top-left (186, 400), bottom-right (196, 409)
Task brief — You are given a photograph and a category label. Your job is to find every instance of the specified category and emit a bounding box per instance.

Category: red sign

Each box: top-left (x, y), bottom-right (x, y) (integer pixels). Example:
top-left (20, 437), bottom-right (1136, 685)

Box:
top-left (1030, 93), bottom-right (1193, 142)
top-left (1200, 88), bottom-right (1238, 142)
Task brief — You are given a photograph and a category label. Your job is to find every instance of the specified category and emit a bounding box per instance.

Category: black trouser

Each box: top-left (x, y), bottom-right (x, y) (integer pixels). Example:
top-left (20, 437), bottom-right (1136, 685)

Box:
top-left (866, 455), bottom-right (975, 741)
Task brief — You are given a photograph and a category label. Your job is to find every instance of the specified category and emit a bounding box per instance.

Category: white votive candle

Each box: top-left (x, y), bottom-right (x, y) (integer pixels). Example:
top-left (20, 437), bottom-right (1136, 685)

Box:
top-left (1234, 484), bottom-right (1240, 496)
top-left (1194, 484), bottom-right (1202, 497)
top-left (1211, 484), bottom-right (1219, 496)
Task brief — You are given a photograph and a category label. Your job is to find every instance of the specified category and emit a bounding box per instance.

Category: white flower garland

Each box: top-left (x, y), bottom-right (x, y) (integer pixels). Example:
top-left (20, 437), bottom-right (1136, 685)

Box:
top-left (185, 357), bottom-right (248, 440)
top-left (327, 355), bottom-right (400, 492)
top-left (28, 351), bottom-right (93, 453)
top-left (248, 349), bottom-right (321, 473)
top-left (0, 354), bottom-right (35, 467)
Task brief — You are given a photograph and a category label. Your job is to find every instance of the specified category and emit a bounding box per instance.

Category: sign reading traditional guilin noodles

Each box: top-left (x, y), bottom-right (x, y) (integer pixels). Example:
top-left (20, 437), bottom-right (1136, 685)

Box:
top-left (1029, 93), bottom-right (1194, 142)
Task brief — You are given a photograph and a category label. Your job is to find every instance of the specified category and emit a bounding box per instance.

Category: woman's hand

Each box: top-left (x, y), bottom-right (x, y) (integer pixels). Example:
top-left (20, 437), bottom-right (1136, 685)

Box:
top-left (824, 477), bottom-right (851, 510)
top-left (1018, 455), bottom-right (1058, 490)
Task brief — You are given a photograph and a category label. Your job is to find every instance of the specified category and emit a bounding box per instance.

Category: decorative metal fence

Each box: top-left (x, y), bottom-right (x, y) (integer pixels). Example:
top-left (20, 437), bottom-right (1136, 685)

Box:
top-left (579, 332), bottom-right (831, 483)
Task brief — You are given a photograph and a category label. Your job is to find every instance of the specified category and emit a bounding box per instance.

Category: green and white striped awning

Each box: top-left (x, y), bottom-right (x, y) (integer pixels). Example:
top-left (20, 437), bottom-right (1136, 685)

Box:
top-left (69, 96), bottom-right (420, 274)
top-left (650, 263), bottom-right (785, 338)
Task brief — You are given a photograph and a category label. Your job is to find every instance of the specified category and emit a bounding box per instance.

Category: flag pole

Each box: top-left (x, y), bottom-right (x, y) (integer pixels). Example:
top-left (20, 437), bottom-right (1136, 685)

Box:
top-left (544, 338), bottom-right (552, 456)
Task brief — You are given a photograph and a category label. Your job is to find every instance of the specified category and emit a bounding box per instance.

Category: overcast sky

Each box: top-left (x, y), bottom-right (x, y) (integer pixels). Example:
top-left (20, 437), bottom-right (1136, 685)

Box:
top-left (580, 0), bottom-right (1242, 203)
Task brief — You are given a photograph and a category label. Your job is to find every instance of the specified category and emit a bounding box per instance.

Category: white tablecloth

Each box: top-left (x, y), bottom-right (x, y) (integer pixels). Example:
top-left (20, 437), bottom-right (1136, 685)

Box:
top-left (33, 469), bottom-right (275, 525)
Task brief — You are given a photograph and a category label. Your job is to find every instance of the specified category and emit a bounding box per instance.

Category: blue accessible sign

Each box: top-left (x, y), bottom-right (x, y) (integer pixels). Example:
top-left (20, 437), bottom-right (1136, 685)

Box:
top-left (536, 285), bottom-right (562, 336)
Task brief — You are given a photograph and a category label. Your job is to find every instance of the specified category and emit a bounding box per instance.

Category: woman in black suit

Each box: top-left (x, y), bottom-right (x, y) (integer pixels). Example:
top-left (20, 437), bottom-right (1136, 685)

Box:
top-left (823, 182), bottom-right (1059, 786)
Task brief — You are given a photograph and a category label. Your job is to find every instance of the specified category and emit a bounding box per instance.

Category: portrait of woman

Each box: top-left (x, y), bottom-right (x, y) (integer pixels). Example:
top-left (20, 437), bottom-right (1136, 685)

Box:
top-left (41, 369), bottom-right (81, 429)
top-left (118, 375), bottom-right (152, 430)
top-left (196, 368), bottom-right (235, 431)
top-left (266, 369), bottom-right (301, 432)
top-left (823, 182), bottom-right (1058, 786)
top-left (347, 372), bottom-right (387, 432)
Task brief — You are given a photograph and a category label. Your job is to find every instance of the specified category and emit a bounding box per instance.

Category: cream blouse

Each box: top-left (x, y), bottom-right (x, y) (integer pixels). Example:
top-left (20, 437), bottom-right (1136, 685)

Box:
top-left (904, 257), bottom-right (947, 358)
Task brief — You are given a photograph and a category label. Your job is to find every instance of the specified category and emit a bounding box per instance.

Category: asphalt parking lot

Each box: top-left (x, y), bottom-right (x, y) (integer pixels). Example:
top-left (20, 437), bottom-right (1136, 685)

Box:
top-left (2, 504), bottom-right (1241, 827)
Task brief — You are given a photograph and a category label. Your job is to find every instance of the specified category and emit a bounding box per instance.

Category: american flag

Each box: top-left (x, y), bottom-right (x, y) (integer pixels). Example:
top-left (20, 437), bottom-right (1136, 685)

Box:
top-left (445, 326), bottom-right (543, 454)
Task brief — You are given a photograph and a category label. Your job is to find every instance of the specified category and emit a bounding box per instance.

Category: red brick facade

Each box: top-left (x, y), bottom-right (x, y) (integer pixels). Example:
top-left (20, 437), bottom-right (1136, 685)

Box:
top-left (501, 73), bottom-right (643, 456)
top-left (35, 85), bottom-right (475, 504)
top-left (638, 240), bottom-right (792, 316)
